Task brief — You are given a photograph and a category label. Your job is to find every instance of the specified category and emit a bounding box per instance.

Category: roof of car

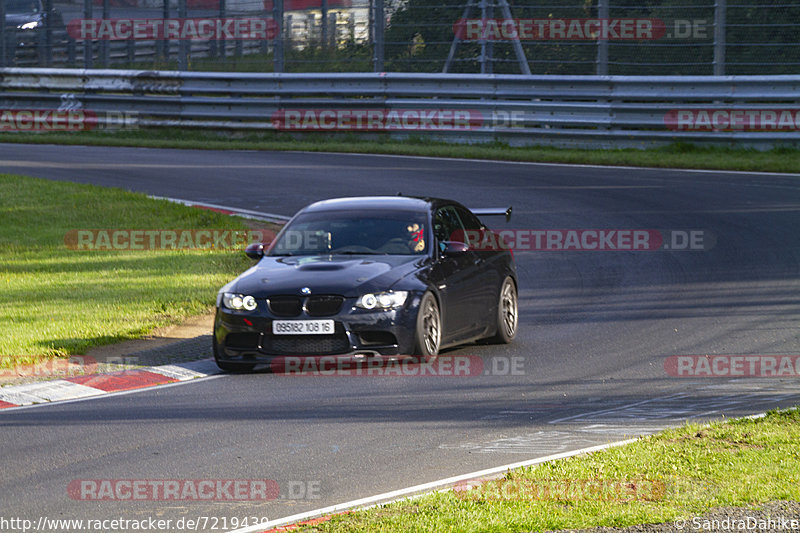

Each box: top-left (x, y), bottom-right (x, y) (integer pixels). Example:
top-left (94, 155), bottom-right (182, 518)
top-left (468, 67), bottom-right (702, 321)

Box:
top-left (302, 196), bottom-right (450, 213)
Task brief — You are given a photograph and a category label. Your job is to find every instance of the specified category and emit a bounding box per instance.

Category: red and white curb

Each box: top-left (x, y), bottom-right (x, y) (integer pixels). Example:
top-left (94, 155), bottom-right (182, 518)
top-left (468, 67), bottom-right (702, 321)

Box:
top-left (0, 359), bottom-right (219, 409)
top-left (1, 197), bottom-right (284, 411)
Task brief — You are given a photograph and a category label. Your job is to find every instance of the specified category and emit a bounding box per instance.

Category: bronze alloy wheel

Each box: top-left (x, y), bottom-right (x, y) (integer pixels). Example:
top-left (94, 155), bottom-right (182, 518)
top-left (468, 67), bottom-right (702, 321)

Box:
top-left (490, 277), bottom-right (518, 343)
top-left (415, 292), bottom-right (441, 360)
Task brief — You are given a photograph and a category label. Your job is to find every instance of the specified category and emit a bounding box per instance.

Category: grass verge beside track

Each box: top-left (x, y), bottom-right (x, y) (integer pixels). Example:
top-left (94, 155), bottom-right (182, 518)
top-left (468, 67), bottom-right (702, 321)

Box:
top-left (0, 174), bottom-right (271, 367)
top-left (2, 130), bottom-right (800, 173)
top-left (298, 408), bottom-right (800, 532)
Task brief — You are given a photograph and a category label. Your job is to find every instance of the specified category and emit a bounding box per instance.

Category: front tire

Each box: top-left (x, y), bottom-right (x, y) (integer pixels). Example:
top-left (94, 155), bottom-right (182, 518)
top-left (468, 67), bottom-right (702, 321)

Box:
top-left (414, 292), bottom-right (441, 361)
top-left (489, 277), bottom-right (518, 343)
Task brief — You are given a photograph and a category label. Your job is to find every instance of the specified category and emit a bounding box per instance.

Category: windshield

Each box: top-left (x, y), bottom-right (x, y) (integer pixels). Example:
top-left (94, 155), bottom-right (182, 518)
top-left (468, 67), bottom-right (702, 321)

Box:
top-left (269, 210), bottom-right (427, 256)
top-left (5, 0), bottom-right (40, 14)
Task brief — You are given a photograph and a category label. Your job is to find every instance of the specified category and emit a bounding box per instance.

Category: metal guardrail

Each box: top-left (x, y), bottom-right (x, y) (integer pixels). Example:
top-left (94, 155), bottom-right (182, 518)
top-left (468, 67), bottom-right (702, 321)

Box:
top-left (1, 69), bottom-right (799, 147)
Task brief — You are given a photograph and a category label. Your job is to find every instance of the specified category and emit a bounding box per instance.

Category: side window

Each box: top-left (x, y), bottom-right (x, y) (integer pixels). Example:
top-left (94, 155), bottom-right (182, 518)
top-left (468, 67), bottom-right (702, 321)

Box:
top-left (455, 206), bottom-right (484, 231)
top-left (434, 206), bottom-right (466, 252)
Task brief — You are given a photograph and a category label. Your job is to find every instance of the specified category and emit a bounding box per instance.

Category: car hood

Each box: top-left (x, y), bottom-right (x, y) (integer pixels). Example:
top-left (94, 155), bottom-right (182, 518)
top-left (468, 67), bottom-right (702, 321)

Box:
top-left (229, 254), bottom-right (426, 297)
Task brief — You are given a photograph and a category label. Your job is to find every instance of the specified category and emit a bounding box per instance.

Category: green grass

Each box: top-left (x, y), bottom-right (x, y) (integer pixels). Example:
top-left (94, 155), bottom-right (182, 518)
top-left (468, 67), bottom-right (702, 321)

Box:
top-left (300, 409), bottom-right (800, 532)
top-left (2, 129), bottom-right (800, 173)
top-left (0, 174), bottom-right (264, 366)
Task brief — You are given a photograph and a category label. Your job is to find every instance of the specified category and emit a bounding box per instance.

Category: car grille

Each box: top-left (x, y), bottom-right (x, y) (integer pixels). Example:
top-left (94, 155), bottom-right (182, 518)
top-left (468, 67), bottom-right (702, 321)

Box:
top-left (306, 295), bottom-right (344, 316)
top-left (268, 296), bottom-right (303, 317)
top-left (267, 295), bottom-right (344, 317)
top-left (262, 323), bottom-right (350, 355)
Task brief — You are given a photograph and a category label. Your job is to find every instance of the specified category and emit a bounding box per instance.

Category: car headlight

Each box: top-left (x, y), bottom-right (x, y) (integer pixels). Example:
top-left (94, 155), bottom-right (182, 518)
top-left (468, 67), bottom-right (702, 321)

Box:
top-left (356, 291), bottom-right (408, 310)
top-left (18, 21), bottom-right (41, 30)
top-left (222, 293), bottom-right (258, 311)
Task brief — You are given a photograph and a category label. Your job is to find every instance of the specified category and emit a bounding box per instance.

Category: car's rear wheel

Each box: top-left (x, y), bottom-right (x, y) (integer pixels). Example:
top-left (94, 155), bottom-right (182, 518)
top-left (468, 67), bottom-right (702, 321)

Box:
top-left (414, 292), bottom-right (441, 361)
top-left (489, 276), bottom-right (518, 343)
top-left (213, 337), bottom-right (256, 372)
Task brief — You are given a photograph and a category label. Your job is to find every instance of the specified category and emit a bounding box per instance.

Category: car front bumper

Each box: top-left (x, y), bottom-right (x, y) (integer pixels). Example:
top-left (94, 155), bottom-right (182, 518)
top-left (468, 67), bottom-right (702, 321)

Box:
top-left (213, 293), bottom-right (422, 365)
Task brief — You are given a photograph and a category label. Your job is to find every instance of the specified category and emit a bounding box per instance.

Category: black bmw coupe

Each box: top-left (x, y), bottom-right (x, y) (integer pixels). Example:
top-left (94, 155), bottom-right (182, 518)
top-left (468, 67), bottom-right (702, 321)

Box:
top-left (212, 196), bottom-right (518, 371)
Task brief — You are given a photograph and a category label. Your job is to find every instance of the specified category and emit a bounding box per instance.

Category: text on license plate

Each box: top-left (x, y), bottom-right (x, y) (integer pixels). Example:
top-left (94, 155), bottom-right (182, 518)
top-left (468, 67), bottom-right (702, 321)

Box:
top-left (272, 319), bottom-right (335, 335)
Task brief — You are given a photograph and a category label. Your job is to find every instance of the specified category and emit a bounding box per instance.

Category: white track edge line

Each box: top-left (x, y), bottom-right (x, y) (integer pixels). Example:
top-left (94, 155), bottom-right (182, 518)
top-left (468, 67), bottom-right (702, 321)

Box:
top-left (227, 438), bottom-right (639, 533)
top-left (24, 142), bottom-right (800, 178)
top-left (287, 150), bottom-right (800, 177)
top-left (149, 196), bottom-right (291, 222)
top-left (230, 405), bottom-right (793, 533)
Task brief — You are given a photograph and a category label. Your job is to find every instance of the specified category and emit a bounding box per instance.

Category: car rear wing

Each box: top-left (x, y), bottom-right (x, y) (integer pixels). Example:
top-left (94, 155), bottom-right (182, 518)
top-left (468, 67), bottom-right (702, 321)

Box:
top-left (471, 206), bottom-right (512, 223)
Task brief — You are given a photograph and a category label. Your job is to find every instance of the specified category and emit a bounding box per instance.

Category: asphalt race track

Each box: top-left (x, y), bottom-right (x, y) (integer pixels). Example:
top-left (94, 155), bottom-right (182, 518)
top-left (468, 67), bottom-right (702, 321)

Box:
top-left (2, 144), bottom-right (800, 530)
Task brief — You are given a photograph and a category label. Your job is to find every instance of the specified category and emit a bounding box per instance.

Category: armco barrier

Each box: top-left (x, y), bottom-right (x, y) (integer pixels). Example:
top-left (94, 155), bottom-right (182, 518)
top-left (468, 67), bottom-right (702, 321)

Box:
top-left (1, 69), bottom-right (800, 148)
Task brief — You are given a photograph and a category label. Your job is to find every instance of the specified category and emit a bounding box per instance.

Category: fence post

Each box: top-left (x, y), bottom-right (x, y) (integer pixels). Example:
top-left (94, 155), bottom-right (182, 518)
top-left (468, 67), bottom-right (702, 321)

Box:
top-left (68, 34), bottom-right (76, 65)
top-left (0, 0), bottom-right (6, 68)
top-left (41, 0), bottom-right (53, 66)
top-left (328, 12), bottom-right (336, 47)
top-left (83, 0), bottom-right (93, 68)
top-left (161, 0), bottom-right (170, 62)
top-left (372, 0), bottom-right (384, 71)
top-left (101, 0), bottom-right (109, 67)
top-left (259, 0), bottom-right (269, 55)
top-left (212, 0), bottom-right (225, 58)
top-left (178, 0), bottom-right (188, 70)
top-left (714, 0), bottom-right (726, 75)
top-left (273, 0), bottom-right (284, 72)
top-left (127, 34), bottom-right (134, 63)
top-left (597, 0), bottom-right (608, 75)
top-left (321, 0), bottom-right (328, 48)
top-left (484, 0), bottom-right (493, 73)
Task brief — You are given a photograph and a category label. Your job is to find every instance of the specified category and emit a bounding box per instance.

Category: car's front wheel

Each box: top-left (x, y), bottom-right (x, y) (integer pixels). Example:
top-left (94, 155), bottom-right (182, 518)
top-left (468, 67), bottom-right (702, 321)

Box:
top-left (414, 292), bottom-right (441, 361)
top-left (489, 276), bottom-right (518, 343)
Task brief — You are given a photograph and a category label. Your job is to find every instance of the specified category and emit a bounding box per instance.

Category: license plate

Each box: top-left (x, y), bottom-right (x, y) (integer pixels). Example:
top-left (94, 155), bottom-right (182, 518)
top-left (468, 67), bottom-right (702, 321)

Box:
top-left (272, 319), bottom-right (335, 335)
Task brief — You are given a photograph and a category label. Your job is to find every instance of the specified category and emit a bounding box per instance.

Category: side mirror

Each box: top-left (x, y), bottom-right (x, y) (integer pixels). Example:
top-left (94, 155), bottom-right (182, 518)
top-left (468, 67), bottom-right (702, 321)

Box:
top-left (442, 241), bottom-right (469, 255)
top-left (245, 242), bottom-right (265, 260)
